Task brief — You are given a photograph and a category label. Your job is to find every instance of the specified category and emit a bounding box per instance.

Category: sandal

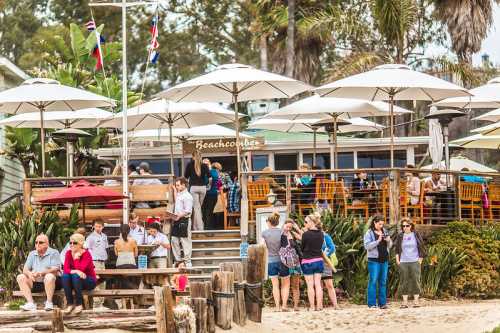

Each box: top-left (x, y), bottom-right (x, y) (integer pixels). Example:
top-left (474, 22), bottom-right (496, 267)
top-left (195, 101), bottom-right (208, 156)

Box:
top-left (400, 304), bottom-right (409, 309)
top-left (413, 304), bottom-right (420, 308)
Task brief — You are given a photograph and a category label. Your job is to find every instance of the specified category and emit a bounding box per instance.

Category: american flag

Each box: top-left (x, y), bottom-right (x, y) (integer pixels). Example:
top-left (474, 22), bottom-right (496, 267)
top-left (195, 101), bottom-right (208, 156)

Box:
top-left (86, 20), bottom-right (104, 70)
top-left (149, 16), bottom-right (159, 64)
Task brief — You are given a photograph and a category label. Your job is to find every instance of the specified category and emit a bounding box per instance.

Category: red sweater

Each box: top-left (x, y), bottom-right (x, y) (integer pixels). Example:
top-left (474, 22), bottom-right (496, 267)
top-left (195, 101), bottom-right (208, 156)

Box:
top-left (64, 250), bottom-right (97, 280)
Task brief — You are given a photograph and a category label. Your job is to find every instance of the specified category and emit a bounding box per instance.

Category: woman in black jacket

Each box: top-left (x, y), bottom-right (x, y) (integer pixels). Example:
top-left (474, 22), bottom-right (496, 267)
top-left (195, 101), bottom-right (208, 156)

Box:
top-left (395, 217), bottom-right (425, 308)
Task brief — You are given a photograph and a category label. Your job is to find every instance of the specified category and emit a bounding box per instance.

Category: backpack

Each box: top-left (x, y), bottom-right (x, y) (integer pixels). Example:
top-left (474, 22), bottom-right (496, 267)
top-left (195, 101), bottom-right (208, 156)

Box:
top-left (279, 239), bottom-right (300, 268)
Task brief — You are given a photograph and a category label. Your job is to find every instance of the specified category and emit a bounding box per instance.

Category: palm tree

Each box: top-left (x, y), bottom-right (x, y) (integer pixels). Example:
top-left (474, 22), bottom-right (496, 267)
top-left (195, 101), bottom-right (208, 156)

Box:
top-left (286, 0), bottom-right (295, 77)
top-left (433, 0), bottom-right (500, 64)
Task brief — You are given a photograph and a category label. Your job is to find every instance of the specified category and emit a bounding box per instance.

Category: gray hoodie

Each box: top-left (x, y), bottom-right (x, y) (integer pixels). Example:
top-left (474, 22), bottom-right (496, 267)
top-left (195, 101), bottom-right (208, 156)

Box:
top-left (363, 228), bottom-right (393, 260)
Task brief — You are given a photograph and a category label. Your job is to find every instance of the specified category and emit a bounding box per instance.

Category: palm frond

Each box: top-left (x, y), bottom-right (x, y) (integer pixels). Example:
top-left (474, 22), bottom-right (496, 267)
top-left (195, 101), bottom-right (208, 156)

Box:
top-left (325, 51), bottom-right (386, 82)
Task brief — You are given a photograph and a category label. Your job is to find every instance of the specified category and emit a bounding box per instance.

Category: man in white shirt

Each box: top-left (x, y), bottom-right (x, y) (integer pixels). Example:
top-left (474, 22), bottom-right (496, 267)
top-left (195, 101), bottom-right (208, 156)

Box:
top-left (171, 177), bottom-right (194, 267)
top-left (85, 219), bottom-right (109, 308)
top-left (146, 222), bottom-right (170, 268)
top-left (128, 213), bottom-right (146, 245)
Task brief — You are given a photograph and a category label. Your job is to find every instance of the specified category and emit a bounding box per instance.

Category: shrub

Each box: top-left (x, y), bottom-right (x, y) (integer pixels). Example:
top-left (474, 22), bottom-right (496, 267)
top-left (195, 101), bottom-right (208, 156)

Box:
top-left (428, 221), bottom-right (500, 298)
top-left (0, 202), bottom-right (78, 299)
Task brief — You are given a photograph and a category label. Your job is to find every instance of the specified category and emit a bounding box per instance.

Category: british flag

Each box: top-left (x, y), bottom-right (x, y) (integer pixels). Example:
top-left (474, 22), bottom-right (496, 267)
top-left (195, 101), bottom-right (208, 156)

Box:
top-left (149, 16), bottom-right (159, 64)
top-left (86, 20), bottom-right (105, 70)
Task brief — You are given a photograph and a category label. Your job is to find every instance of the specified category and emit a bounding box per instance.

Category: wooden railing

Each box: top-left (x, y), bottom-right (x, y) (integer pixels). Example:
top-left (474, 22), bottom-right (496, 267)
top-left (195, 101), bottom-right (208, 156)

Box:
top-left (239, 168), bottom-right (500, 239)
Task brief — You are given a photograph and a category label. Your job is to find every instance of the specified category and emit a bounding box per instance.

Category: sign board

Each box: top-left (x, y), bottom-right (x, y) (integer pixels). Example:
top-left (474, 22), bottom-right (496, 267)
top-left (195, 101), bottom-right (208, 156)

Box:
top-left (255, 206), bottom-right (288, 244)
top-left (183, 137), bottom-right (264, 154)
top-left (239, 242), bottom-right (249, 259)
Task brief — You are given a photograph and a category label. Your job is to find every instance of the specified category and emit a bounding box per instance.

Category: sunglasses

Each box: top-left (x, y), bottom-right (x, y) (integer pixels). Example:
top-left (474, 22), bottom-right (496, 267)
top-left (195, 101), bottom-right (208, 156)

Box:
top-left (402, 224), bottom-right (411, 228)
top-left (35, 241), bottom-right (45, 244)
top-left (69, 241), bottom-right (79, 245)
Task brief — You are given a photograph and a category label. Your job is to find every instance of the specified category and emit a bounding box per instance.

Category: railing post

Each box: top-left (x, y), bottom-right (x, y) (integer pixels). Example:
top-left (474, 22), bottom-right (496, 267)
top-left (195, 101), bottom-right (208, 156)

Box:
top-left (456, 174), bottom-right (462, 221)
top-left (240, 173), bottom-right (248, 241)
top-left (285, 174), bottom-right (292, 214)
top-left (23, 179), bottom-right (32, 213)
top-left (389, 170), bottom-right (400, 224)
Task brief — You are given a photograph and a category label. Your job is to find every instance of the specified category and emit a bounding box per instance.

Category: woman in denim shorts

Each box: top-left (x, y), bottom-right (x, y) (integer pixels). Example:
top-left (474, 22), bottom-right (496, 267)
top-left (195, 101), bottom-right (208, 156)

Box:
top-left (262, 213), bottom-right (290, 311)
top-left (296, 213), bottom-right (324, 311)
top-left (282, 219), bottom-right (303, 311)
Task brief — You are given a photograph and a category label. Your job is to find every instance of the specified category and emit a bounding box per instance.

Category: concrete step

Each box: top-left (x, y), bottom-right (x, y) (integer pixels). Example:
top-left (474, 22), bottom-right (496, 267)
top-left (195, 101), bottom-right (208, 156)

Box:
top-left (189, 265), bottom-right (220, 274)
top-left (192, 247), bottom-right (240, 258)
top-left (191, 229), bottom-right (240, 240)
top-left (191, 256), bottom-right (241, 266)
top-left (192, 238), bottom-right (241, 248)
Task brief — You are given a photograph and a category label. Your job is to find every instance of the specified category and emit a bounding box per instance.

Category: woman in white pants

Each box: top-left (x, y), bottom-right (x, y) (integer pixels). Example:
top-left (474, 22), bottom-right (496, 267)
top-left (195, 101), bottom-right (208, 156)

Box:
top-left (184, 151), bottom-right (210, 230)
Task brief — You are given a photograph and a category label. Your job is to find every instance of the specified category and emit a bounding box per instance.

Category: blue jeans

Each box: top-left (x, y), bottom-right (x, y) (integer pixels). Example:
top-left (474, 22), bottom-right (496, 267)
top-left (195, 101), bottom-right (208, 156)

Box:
top-left (62, 273), bottom-right (96, 306)
top-left (367, 260), bottom-right (389, 307)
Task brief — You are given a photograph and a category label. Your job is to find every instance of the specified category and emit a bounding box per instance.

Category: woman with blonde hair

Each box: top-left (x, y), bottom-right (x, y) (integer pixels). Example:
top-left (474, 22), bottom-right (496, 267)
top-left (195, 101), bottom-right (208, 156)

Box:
top-left (184, 151), bottom-right (210, 230)
top-left (296, 213), bottom-right (324, 311)
top-left (62, 233), bottom-right (97, 315)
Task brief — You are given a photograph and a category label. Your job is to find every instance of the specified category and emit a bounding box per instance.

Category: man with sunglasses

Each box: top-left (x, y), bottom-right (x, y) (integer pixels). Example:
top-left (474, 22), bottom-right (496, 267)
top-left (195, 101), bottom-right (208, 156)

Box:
top-left (16, 234), bottom-right (61, 311)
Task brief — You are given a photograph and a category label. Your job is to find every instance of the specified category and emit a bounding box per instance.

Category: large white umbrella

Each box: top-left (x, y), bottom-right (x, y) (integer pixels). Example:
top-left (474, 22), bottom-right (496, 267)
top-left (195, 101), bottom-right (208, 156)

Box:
top-left (0, 108), bottom-right (113, 129)
top-left (433, 77), bottom-right (500, 109)
top-left (473, 108), bottom-right (500, 122)
top-left (265, 94), bottom-right (412, 168)
top-left (429, 118), bottom-right (444, 169)
top-left (126, 125), bottom-right (252, 142)
top-left (156, 63), bottom-right (311, 176)
top-left (313, 64), bottom-right (471, 167)
top-left (249, 117), bottom-right (383, 166)
top-left (451, 134), bottom-right (500, 149)
top-left (471, 121), bottom-right (500, 136)
top-left (101, 98), bottom-right (243, 173)
top-left (0, 78), bottom-right (115, 175)
top-left (422, 155), bottom-right (497, 172)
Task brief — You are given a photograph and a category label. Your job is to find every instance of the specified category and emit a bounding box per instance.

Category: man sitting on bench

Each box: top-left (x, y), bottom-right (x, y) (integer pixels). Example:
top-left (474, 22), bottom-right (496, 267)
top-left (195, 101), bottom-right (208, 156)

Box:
top-left (16, 234), bottom-right (61, 311)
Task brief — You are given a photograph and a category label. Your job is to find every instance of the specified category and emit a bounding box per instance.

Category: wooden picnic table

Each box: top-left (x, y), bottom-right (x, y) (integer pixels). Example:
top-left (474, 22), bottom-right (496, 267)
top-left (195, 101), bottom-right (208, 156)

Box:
top-left (95, 268), bottom-right (202, 287)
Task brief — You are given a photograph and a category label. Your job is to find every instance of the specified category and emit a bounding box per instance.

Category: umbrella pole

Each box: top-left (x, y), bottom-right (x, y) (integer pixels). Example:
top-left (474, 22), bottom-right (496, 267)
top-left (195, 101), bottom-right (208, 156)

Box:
top-left (313, 127), bottom-right (317, 166)
top-left (168, 119), bottom-right (175, 176)
top-left (66, 141), bottom-right (71, 177)
top-left (333, 115), bottom-right (338, 171)
top-left (233, 83), bottom-right (241, 179)
top-left (389, 94), bottom-right (395, 168)
top-left (443, 125), bottom-right (450, 187)
top-left (40, 107), bottom-right (46, 177)
top-left (82, 201), bottom-right (86, 224)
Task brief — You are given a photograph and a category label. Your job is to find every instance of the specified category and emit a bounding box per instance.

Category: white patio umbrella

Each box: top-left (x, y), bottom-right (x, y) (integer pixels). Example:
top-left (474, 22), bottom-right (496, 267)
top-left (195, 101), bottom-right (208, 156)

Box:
top-left (265, 94), bottom-right (412, 168)
top-left (473, 108), bottom-right (500, 122)
top-left (450, 134), bottom-right (500, 149)
top-left (156, 63), bottom-right (311, 176)
top-left (313, 64), bottom-right (471, 167)
top-left (101, 98), bottom-right (243, 173)
top-left (0, 108), bottom-right (113, 129)
top-left (471, 121), bottom-right (500, 136)
top-left (422, 155), bottom-right (497, 172)
top-left (433, 77), bottom-right (500, 109)
top-left (126, 125), bottom-right (252, 142)
top-left (0, 78), bottom-right (115, 175)
top-left (429, 118), bottom-right (444, 169)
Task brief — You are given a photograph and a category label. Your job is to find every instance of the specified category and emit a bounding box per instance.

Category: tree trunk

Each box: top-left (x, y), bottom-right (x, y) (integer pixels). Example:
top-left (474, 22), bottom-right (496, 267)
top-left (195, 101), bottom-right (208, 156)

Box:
top-left (259, 34), bottom-right (268, 71)
top-left (285, 0), bottom-right (295, 77)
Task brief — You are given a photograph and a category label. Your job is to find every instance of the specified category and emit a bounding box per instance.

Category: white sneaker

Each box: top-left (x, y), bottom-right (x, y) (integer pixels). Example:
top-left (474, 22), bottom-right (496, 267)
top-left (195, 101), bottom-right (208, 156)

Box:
top-left (44, 301), bottom-right (54, 311)
top-left (93, 305), bottom-right (110, 311)
top-left (20, 302), bottom-right (37, 311)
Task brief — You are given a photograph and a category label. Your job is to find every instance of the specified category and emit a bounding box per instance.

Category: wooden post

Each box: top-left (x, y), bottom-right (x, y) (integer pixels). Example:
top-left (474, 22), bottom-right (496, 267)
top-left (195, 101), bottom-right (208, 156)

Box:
top-left (219, 262), bottom-right (246, 326)
top-left (23, 179), bottom-right (32, 212)
top-left (245, 244), bottom-right (266, 323)
top-left (285, 174), bottom-right (292, 214)
top-left (389, 169), bottom-right (400, 224)
top-left (211, 271), bottom-right (234, 330)
top-left (240, 174), bottom-right (249, 239)
top-left (154, 286), bottom-right (175, 333)
top-left (51, 308), bottom-right (64, 333)
top-left (190, 281), bottom-right (215, 333)
top-left (456, 174), bottom-right (462, 221)
top-left (191, 298), bottom-right (207, 333)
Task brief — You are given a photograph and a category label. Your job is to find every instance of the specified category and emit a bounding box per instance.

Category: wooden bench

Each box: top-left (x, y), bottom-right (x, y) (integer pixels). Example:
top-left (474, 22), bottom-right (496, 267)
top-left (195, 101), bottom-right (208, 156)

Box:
top-left (30, 183), bottom-right (173, 223)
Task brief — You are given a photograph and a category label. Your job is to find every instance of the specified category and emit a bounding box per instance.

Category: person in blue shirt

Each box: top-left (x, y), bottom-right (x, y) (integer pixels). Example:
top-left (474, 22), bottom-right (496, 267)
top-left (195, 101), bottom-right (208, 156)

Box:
top-left (322, 232), bottom-right (339, 309)
top-left (202, 162), bottom-right (222, 230)
top-left (460, 168), bottom-right (487, 184)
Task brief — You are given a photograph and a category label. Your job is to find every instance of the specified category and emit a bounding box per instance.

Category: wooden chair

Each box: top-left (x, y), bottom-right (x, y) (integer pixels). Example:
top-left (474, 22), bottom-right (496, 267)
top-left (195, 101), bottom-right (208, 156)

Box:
top-left (406, 182), bottom-right (425, 224)
top-left (459, 182), bottom-right (484, 224)
top-left (378, 179), bottom-right (389, 220)
top-left (248, 180), bottom-right (272, 220)
top-left (399, 180), bottom-right (408, 217)
top-left (221, 191), bottom-right (240, 229)
top-left (297, 178), bottom-right (335, 216)
top-left (488, 184), bottom-right (500, 221)
top-left (334, 181), bottom-right (369, 219)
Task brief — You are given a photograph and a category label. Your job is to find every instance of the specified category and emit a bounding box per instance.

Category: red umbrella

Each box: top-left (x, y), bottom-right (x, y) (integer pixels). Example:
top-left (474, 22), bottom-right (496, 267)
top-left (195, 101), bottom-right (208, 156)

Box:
top-left (38, 179), bottom-right (127, 223)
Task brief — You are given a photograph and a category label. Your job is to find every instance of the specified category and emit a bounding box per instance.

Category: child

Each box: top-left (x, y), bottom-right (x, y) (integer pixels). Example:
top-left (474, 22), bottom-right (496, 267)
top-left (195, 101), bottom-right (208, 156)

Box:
top-left (172, 261), bottom-right (189, 303)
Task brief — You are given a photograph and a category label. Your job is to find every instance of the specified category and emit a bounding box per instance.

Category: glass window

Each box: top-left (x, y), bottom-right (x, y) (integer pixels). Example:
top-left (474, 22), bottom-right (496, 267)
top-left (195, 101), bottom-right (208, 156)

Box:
top-left (357, 150), bottom-right (406, 169)
top-left (251, 155), bottom-right (269, 171)
top-left (275, 153), bottom-right (298, 170)
top-left (129, 158), bottom-right (184, 178)
top-left (303, 152), bottom-right (354, 169)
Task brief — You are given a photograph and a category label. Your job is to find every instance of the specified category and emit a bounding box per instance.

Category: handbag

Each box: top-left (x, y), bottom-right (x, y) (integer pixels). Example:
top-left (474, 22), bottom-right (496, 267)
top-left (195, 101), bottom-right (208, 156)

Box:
top-left (482, 191), bottom-right (490, 209)
top-left (171, 217), bottom-right (189, 238)
top-left (279, 238), bottom-right (300, 268)
top-left (213, 193), bottom-right (224, 213)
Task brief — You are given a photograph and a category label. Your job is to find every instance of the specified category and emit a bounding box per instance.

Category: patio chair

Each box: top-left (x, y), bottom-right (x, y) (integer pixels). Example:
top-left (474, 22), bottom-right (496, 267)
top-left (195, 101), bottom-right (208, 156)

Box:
top-left (248, 180), bottom-right (272, 220)
top-left (297, 178), bottom-right (335, 216)
top-left (459, 182), bottom-right (484, 224)
top-left (488, 184), bottom-right (500, 221)
top-left (221, 191), bottom-right (240, 229)
top-left (406, 182), bottom-right (426, 224)
top-left (334, 180), bottom-right (369, 219)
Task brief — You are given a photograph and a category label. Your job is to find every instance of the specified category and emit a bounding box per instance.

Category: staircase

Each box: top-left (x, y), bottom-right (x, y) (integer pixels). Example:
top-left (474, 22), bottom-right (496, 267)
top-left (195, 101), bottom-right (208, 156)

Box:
top-left (190, 229), bottom-right (242, 280)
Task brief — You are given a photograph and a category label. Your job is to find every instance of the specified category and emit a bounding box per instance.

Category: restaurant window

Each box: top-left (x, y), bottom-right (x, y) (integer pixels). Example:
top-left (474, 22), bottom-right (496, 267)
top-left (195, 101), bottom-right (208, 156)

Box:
top-left (303, 152), bottom-right (354, 169)
top-left (357, 150), bottom-right (407, 169)
top-left (130, 158), bottom-right (183, 178)
top-left (251, 155), bottom-right (269, 171)
top-left (275, 153), bottom-right (298, 171)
